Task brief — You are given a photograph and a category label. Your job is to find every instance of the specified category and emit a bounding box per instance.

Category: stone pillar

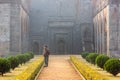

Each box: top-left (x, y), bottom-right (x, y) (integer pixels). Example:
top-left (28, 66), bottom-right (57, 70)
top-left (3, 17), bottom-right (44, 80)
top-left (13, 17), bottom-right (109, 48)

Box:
top-left (109, 0), bottom-right (120, 57)
top-left (10, 3), bottom-right (21, 54)
top-left (101, 11), bottom-right (105, 53)
top-left (0, 3), bottom-right (11, 56)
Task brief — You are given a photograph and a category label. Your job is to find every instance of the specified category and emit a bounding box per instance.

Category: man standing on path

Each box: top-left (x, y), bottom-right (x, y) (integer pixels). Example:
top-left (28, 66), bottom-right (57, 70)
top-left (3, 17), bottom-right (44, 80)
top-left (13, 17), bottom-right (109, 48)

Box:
top-left (43, 45), bottom-right (50, 67)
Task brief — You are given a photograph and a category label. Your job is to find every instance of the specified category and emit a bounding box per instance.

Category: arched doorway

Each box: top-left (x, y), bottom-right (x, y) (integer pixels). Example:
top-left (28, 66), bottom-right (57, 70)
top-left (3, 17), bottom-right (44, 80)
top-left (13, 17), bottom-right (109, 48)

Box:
top-left (57, 38), bottom-right (66, 54)
top-left (33, 42), bottom-right (39, 54)
top-left (83, 28), bottom-right (93, 52)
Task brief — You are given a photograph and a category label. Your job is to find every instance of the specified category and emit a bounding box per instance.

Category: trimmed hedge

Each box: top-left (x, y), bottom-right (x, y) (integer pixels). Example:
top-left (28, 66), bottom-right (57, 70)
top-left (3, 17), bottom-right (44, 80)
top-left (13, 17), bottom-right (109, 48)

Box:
top-left (0, 52), bottom-right (34, 76)
top-left (81, 52), bottom-right (89, 58)
top-left (104, 58), bottom-right (120, 76)
top-left (16, 56), bottom-right (44, 80)
top-left (7, 56), bottom-right (19, 70)
top-left (70, 56), bottom-right (109, 80)
top-left (85, 53), bottom-right (99, 64)
top-left (27, 52), bottom-right (34, 59)
top-left (16, 52), bottom-right (34, 65)
top-left (0, 58), bottom-right (11, 76)
top-left (24, 53), bottom-right (31, 62)
top-left (95, 54), bottom-right (109, 68)
top-left (16, 54), bottom-right (25, 65)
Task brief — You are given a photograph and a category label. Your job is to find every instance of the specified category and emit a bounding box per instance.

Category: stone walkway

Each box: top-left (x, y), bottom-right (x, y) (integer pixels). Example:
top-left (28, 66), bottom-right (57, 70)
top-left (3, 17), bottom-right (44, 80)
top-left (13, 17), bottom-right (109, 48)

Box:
top-left (37, 55), bottom-right (83, 80)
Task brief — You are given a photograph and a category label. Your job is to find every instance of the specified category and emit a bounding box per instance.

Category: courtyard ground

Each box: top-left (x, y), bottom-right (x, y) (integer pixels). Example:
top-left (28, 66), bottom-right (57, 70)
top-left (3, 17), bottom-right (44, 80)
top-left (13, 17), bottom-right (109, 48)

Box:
top-left (37, 55), bottom-right (84, 80)
top-left (1, 55), bottom-right (120, 80)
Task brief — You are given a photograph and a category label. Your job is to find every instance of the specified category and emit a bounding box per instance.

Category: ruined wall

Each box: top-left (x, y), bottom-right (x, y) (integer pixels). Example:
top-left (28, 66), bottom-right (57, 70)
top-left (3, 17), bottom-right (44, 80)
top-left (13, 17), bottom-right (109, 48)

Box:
top-left (93, 6), bottom-right (109, 55)
top-left (109, 0), bottom-right (120, 57)
top-left (0, 3), bottom-right (10, 56)
top-left (93, 0), bottom-right (110, 55)
top-left (30, 0), bottom-right (93, 54)
top-left (0, 0), bottom-right (30, 56)
top-left (10, 3), bottom-right (21, 54)
top-left (20, 0), bottom-right (30, 53)
top-left (30, 0), bottom-right (76, 54)
top-left (80, 0), bottom-right (94, 52)
top-left (93, 0), bottom-right (120, 58)
top-left (10, 0), bottom-right (30, 54)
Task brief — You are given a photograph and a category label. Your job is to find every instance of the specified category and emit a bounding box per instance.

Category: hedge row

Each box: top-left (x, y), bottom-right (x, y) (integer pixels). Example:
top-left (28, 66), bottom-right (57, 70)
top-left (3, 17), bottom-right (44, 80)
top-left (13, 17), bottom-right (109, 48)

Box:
top-left (86, 53), bottom-right (99, 64)
top-left (70, 56), bottom-right (109, 80)
top-left (0, 52), bottom-right (34, 76)
top-left (16, 56), bottom-right (44, 80)
top-left (81, 52), bottom-right (120, 76)
top-left (104, 58), bottom-right (120, 76)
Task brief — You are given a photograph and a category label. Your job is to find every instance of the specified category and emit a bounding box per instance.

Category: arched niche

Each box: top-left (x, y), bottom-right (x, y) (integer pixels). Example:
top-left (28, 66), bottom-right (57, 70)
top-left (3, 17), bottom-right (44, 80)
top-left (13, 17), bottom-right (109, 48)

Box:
top-left (32, 41), bottom-right (39, 54)
top-left (56, 38), bottom-right (66, 54)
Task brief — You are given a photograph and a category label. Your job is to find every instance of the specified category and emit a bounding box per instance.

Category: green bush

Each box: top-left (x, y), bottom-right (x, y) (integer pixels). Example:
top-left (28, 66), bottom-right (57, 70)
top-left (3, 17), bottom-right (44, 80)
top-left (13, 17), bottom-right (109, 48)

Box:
top-left (81, 52), bottom-right (89, 58)
top-left (22, 55), bottom-right (28, 63)
top-left (16, 56), bottom-right (44, 80)
top-left (86, 53), bottom-right (99, 64)
top-left (70, 56), bottom-right (110, 80)
top-left (104, 58), bottom-right (120, 76)
top-left (24, 53), bottom-right (31, 61)
top-left (7, 56), bottom-right (19, 70)
top-left (16, 54), bottom-right (26, 65)
top-left (0, 58), bottom-right (11, 76)
top-left (16, 52), bottom-right (34, 65)
top-left (27, 52), bottom-right (34, 58)
top-left (95, 54), bottom-right (109, 68)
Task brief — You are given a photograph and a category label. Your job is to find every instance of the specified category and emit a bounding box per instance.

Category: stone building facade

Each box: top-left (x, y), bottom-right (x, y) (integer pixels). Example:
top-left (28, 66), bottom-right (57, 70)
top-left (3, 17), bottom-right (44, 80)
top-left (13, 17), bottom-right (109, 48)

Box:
top-left (0, 0), bottom-right (30, 56)
top-left (93, 0), bottom-right (120, 57)
top-left (0, 0), bottom-right (94, 55)
top-left (30, 0), bottom-right (94, 54)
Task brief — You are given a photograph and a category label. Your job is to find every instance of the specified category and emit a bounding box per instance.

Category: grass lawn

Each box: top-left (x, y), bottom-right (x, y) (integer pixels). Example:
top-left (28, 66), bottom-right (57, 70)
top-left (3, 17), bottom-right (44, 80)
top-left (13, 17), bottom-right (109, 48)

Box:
top-left (0, 55), bottom-right (41, 80)
top-left (77, 55), bottom-right (120, 80)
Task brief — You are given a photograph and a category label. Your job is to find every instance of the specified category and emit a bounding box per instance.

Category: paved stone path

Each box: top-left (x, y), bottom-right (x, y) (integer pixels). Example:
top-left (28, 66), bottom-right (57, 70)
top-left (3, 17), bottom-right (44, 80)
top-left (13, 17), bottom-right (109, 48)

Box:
top-left (37, 55), bottom-right (83, 80)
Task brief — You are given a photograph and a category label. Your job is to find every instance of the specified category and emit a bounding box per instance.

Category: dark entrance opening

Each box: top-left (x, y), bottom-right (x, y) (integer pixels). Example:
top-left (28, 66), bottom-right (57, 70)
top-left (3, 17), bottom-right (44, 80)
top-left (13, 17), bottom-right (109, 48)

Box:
top-left (57, 39), bottom-right (66, 54)
top-left (33, 42), bottom-right (39, 54)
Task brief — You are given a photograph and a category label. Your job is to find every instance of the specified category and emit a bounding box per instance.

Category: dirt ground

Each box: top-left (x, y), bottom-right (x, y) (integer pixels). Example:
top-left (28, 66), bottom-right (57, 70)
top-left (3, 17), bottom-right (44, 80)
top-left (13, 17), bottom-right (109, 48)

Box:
top-left (37, 55), bottom-right (83, 80)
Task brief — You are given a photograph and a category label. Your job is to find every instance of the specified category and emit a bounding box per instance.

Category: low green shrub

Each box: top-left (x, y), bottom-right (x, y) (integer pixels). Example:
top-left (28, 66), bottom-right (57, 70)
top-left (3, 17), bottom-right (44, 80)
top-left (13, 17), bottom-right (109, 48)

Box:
top-left (16, 56), bottom-right (44, 80)
top-left (81, 52), bottom-right (89, 58)
top-left (7, 56), bottom-right (19, 70)
top-left (0, 58), bottom-right (11, 76)
top-left (16, 54), bottom-right (26, 65)
top-left (70, 56), bottom-right (109, 80)
top-left (16, 53), bottom-right (34, 65)
top-left (27, 52), bottom-right (34, 58)
top-left (86, 53), bottom-right (99, 64)
top-left (95, 54), bottom-right (109, 68)
top-left (24, 53), bottom-right (31, 61)
top-left (104, 58), bottom-right (120, 76)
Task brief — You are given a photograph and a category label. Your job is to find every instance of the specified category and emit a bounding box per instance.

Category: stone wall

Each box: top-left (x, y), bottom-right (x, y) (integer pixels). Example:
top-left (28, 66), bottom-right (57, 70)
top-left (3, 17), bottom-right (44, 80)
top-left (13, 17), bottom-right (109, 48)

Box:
top-left (30, 0), bottom-right (94, 54)
top-left (93, 0), bottom-right (120, 58)
top-left (92, 0), bottom-right (109, 15)
top-left (109, 0), bottom-right (120, 57)
top-left (93, 0), bottom-right (110, 55)
top-left (79, 0), bottom-right (94, 52)
top-left (93, 5), bottom-right (109, 55)
top-left (10, 1), bottom-right (30, 54)
top-left (30, 0), bottom-right (77, 54)
top-left (0, 3), bottom-right (10, 56)
top-left (0, 0), bottom-right (30, 56)
top-left (10, 3), bottom-right (21, 54)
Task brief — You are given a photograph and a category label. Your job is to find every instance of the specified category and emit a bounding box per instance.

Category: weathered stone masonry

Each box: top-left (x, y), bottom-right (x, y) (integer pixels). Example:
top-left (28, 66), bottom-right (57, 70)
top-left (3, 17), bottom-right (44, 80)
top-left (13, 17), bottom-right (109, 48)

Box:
top-left (30, 0), bottom-right (94, 54)
top-left (0, 0), bottom-right (30, 56)
top-left (93, 0), bottom-right (120, 57)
